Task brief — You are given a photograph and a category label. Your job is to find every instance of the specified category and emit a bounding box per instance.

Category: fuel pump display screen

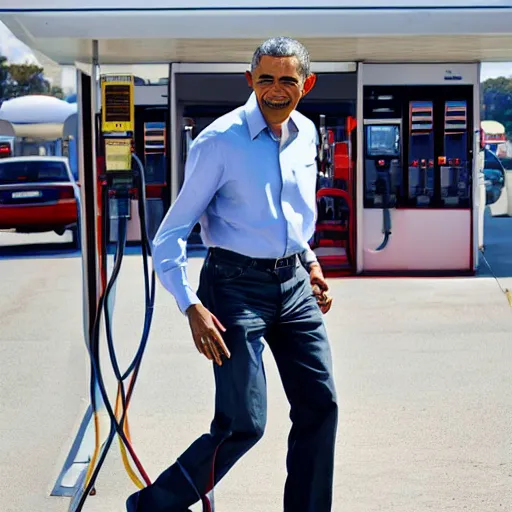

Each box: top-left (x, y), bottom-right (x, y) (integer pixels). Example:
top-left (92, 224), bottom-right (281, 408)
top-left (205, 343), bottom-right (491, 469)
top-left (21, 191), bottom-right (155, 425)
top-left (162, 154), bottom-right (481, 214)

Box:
top-left (366, 125), bottom-right (400, 157)
top-left (364, 123), bottom-right (402, 208)
top-left (104, 85), bottom-right (131, 122)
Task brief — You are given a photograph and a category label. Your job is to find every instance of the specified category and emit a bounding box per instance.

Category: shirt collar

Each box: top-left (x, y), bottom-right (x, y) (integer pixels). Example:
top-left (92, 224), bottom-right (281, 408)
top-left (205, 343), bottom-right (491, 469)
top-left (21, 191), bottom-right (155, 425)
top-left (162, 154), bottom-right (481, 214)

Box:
top-left (244, 92), bottom-right (300, 140)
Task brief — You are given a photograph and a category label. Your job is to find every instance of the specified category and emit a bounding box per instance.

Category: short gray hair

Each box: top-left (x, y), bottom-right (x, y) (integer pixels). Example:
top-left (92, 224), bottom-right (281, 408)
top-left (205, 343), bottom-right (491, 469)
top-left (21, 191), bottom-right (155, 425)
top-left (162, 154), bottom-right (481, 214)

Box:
top-left (251, 37), bottom-right (311, 79)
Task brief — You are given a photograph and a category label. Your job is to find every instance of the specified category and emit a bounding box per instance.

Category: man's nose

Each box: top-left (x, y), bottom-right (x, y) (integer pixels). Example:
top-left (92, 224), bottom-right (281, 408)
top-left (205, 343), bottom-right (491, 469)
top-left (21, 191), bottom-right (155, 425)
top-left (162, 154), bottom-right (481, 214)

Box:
top-left (269, 82), bottom-right (285, 94)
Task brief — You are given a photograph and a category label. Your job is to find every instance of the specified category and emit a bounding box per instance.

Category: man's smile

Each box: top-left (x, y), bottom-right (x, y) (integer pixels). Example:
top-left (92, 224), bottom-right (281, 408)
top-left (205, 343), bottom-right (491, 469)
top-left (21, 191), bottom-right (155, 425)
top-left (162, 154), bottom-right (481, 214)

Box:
top-left (262, 97), bottom-right (292, 109)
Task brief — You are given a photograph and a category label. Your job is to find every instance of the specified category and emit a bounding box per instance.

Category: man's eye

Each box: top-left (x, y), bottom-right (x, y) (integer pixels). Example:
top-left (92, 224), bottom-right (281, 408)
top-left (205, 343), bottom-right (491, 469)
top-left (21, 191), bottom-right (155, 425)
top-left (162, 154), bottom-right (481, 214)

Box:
top-left (258, 79), bottom-right (273, 84)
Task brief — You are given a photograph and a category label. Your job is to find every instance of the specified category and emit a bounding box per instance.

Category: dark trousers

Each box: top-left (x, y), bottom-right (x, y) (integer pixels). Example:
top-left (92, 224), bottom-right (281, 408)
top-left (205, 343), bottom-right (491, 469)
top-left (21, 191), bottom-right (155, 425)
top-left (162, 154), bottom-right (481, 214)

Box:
top-left (127, 249), bottom-right (338, 512)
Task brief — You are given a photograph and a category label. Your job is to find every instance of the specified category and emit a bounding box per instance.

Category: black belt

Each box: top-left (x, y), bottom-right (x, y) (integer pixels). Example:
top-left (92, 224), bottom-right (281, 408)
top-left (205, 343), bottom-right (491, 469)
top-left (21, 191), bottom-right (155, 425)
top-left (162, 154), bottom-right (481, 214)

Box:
top-left (209, 247), bottom-right (298, 272)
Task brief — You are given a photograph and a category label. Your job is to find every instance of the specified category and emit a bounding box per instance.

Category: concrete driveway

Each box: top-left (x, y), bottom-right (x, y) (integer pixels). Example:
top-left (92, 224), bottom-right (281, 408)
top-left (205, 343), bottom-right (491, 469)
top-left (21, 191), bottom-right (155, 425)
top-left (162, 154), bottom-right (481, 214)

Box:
top-left (0, 213), bottom-right (511, 512)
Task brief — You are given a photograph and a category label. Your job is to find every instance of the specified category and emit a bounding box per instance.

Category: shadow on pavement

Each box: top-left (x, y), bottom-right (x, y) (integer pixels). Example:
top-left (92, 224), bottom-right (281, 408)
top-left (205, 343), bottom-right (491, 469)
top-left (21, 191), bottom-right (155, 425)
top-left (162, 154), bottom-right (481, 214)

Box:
top-left (0, 241), bottom-right (79, 259)
top-left (0, 240), bottom-right (207, 260)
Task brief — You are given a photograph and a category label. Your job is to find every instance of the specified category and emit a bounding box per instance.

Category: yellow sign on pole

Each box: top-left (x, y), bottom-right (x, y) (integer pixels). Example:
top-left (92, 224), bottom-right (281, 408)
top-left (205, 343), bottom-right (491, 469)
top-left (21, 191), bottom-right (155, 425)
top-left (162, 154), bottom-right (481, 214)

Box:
top-left (104, 138), bottom-right (132, 172)
top-left (101, 74), bottom-right (135, 133)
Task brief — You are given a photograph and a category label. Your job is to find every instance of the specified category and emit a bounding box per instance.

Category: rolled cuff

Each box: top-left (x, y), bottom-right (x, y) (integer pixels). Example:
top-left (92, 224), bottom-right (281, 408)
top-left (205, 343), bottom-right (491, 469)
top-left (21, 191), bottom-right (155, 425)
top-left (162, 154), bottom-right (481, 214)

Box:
top-left (299, 247), bottom-right (319, 267)
top-left (157, 264), bottom-right (202, 315)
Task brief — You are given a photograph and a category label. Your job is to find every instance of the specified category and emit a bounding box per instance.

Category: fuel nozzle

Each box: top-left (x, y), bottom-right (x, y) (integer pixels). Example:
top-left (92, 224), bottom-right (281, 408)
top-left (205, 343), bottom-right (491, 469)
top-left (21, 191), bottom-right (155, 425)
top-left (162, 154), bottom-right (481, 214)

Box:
top-left (318, 115), bottom-right (332, 178)
top-left (183, 117), bottom-right (195, 160)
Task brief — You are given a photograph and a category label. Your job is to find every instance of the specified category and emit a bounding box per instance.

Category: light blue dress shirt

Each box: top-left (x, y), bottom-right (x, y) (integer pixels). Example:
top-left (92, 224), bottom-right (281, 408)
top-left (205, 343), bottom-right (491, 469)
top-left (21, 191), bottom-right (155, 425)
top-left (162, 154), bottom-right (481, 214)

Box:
top-left (152, 92), bottom-right (319, 314)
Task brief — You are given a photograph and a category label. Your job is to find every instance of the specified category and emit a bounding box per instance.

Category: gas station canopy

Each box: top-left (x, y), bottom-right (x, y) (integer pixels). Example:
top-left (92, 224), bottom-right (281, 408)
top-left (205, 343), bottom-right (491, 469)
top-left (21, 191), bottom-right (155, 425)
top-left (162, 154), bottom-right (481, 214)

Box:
top-left (2, 1), bottom-right (512, 64)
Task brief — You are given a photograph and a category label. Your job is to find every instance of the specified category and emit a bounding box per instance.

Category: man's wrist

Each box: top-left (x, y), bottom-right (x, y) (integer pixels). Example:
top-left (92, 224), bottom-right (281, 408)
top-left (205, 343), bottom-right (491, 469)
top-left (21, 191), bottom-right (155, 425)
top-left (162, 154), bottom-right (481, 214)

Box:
top-left (185, 303), bottom-right (201, 316)
top-left (306, 261), bottom-right (321, 273)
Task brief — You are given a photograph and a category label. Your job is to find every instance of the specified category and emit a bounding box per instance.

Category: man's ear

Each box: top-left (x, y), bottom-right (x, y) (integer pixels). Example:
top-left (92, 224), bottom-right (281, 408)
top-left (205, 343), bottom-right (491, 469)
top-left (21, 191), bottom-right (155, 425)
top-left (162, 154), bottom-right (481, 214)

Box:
top-left (245, 70), bottom-right (253, 88)
top-left (302, 73), bottom-right (317, 97)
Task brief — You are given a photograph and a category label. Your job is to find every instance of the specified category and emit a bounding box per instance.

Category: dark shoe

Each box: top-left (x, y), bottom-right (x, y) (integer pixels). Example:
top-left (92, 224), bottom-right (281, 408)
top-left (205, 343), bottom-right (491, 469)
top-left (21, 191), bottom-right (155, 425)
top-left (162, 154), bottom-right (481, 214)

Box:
top-left (126, 491), bottom-right (193, 512)
top-left (126, 492), bottom-right (139, 512)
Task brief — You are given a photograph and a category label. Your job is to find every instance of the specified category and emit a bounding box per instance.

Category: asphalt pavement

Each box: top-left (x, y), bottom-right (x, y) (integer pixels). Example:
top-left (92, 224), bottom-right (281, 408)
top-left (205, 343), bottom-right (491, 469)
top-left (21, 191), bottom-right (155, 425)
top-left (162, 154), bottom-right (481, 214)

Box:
top-left (0, 212), bottom-right (511, 512)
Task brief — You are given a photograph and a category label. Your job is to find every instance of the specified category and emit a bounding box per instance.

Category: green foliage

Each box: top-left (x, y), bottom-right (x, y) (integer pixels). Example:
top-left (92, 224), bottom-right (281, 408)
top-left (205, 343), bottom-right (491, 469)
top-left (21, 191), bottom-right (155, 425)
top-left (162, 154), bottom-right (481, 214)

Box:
top-left (0, 54), bottom-right (65, 105)
top-left (50, 85), bottom-right (65, 99)
top-left (6, 62), bottom-right (49, 97)
top-left (0, 55), bottom-right (9, 103)
top-left (481, 76), bottom-right (512, 135)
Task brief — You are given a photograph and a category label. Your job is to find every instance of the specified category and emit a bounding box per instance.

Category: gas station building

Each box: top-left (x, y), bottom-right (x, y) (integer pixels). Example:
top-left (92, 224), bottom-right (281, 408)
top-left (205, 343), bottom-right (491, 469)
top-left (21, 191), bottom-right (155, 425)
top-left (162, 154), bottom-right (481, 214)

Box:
top-left (3, 3), bottom-right (512, 511)
top-left (2, 1), bottom-right (512, 277)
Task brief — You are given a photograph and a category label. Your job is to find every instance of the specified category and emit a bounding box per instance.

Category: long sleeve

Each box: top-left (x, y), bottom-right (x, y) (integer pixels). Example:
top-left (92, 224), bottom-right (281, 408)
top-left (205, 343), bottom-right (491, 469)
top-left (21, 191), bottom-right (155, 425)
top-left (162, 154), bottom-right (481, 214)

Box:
top-left (300, 126), bottom-right (320, 270)
top-left (299, 246), bottom-right (319, 270)
top-left (152, 132), bottom-right (224, 314)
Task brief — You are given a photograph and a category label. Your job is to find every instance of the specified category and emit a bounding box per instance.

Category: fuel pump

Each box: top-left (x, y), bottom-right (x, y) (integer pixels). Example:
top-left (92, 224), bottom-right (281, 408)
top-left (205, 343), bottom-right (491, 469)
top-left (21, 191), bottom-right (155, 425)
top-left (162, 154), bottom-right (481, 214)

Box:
top-left (72, 73), bottom-right (157, 511)
top-left (364, 119), bottom-right (402, 251)
top-left (363, 89), bottom-right (403, 252)
top-left (360, 66), bottom-right (478, 274)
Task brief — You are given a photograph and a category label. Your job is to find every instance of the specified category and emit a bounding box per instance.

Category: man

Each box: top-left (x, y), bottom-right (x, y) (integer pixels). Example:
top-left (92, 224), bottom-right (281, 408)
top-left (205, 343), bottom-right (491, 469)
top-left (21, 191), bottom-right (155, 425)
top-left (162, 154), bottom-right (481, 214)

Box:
top-left (127, 36), bottom-right (338, 512)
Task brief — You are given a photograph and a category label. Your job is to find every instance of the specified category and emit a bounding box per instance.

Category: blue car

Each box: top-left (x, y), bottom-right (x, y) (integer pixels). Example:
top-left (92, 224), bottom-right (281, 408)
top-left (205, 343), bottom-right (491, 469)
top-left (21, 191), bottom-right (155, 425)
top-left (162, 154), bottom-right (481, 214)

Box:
top-left (483, 148), bottom-right (506, 206)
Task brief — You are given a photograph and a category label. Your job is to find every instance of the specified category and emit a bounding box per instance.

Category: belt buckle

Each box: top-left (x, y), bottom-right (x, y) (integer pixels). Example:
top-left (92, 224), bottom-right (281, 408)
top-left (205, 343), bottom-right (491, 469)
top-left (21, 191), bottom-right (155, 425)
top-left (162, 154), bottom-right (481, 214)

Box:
top-left (274, 257), bottom-right (285, 270)
top-left (274, 255), bottom-right (291, 270)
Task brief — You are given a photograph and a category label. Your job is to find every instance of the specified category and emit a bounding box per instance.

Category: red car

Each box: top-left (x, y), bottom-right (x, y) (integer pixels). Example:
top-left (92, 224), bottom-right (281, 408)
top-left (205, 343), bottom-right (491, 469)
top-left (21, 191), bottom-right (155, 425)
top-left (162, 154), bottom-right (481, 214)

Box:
top-left (0, 156), bottom-right (80, 247)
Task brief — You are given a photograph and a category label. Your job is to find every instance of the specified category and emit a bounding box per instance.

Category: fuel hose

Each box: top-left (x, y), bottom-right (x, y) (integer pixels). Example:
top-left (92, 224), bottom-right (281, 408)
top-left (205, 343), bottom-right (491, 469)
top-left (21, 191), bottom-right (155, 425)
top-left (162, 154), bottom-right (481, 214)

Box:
top-left (375, 173), bottom-right (392, 252)
top-left (73, 154), bottom-right (156, 510)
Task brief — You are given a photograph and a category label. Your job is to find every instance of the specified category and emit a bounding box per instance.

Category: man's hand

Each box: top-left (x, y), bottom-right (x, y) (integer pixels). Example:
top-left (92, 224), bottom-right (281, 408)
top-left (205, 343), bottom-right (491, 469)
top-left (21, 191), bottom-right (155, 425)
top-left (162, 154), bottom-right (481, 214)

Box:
top-left (309, 263), bottom-right (333, 314)
top-left (186, 304), bottom-right (231, 366)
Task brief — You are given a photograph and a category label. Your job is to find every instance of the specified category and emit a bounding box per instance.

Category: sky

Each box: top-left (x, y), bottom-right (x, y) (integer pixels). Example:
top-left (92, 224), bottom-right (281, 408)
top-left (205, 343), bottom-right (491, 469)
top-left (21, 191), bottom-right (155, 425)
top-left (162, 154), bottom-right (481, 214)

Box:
top-left (0, 21), bottom-right (39, 65)
top-left (0, 22), bottom-right (169, 92)
top-left (1, 20), bottom-right (512, 91)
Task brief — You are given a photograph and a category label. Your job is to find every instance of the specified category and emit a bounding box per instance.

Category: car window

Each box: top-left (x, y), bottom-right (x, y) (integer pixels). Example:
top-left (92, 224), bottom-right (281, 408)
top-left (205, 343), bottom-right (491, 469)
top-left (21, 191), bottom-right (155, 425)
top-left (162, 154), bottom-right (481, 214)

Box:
top-left (499, 157), bottom-right (512, 170)
top-left (0, 160), bottom-right (69, 184)
top-left (484, 149), bottom-right (504, 171)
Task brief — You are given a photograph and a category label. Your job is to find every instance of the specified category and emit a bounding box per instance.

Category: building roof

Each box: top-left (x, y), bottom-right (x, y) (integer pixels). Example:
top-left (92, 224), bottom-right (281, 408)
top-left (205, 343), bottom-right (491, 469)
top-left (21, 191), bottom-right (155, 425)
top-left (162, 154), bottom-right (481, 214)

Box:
top-left (2, 2), bottom-right (512, 64)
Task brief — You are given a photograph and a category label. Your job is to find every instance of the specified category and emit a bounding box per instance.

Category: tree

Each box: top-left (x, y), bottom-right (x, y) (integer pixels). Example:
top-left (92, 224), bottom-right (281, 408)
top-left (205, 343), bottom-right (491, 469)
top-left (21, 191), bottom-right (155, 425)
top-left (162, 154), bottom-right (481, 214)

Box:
top-left (50, 85), bottom-right (65, 99)
top-left (0, 56), bottom-right (9, 106)
top-left (5, 62), bottom-right (50, 98)
top-left (481, 76), bottom-right (512, 135)
top-left (0, 53), bottom-right (65, 105)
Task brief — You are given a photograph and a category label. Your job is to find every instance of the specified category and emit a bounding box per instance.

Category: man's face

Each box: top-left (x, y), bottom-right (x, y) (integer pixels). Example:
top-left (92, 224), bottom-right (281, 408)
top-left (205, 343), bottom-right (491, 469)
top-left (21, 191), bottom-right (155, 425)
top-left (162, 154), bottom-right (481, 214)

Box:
top-left (245, 55), bottom-right (316, 124)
